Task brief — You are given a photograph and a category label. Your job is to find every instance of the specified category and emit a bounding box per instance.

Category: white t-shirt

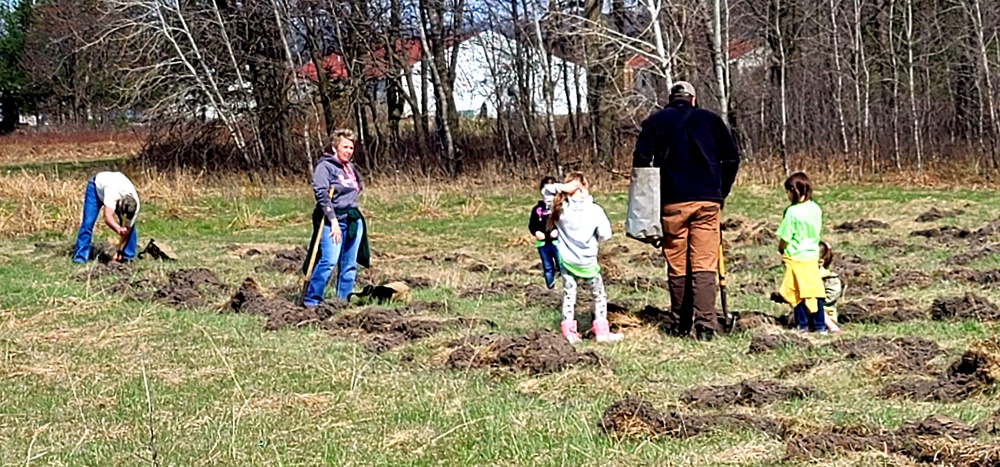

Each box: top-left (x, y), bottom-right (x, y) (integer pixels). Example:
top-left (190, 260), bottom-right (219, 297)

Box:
top-left (94, 171), bottom-right (140, 227)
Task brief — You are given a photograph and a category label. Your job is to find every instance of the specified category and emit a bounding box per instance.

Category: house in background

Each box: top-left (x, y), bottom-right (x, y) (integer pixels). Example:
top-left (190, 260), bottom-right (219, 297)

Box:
top-left (296, 30), bottom-right (589, 120)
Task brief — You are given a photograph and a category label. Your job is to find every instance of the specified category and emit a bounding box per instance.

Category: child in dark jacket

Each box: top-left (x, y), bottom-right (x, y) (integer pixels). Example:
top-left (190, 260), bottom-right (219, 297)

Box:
top-left (530, 176), bottom-right (560, 289)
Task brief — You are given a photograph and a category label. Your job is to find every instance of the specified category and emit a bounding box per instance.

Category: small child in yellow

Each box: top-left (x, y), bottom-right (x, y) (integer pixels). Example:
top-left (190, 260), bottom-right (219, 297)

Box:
top-left (819, 241), bottom-right (843, 333)
top-left (776, 172), bottom-right (829, 334)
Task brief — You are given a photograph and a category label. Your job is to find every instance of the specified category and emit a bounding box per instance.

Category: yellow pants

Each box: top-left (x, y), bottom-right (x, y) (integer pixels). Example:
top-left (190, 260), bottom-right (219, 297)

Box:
top-left (779, 256), bottom-right (826, 314)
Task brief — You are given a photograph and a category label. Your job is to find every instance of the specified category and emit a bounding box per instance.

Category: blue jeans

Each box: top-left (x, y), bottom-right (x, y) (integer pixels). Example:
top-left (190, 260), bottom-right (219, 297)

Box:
top-left (303, 219), bottom-right (364, 306)
top-left (795, 299), bottom-right (827, 332)
top-left (73, 178), bottom-right (137, 263)
top-left (538, 243), bottom-right (559, 289)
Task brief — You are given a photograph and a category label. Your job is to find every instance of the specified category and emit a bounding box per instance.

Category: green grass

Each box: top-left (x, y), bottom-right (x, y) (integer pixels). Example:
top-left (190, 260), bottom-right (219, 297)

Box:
top-left (1, 181), bottom-right (999, 466)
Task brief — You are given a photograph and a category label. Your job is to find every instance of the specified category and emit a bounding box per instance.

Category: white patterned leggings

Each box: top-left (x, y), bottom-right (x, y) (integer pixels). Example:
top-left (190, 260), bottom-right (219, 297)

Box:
top-left (561, 270), bottom-right (607, 322)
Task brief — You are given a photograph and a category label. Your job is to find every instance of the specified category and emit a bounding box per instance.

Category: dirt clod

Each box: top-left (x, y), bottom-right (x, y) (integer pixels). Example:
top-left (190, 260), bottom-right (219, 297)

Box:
top-left (748, 332), bottom-right (813, 354)
top-left (682, 379), bottom-right (818, 408)
top-left (226, 277), bottom-right (347, 330)
top-left (402, 277), bottom-right (433, 289)
top-left (882, 270), bottom-right (933, 289)
top-left (880, 340), bottom-right (1000, 403)
top-left (628, 251), bottom-right (666, 268)
top-left (947, 243), bottom-right (1000, 266)
top-left (931, 294), bottom-right (1000, 321)
top-left (828, 336), bottom-right (943, 374)
top-left (836, 219), bottom-right (889, 231)
top-left (598, 397), bottom-right (789, 439)
top-left (917, 208), bottom-right (965, 223)
top-left (334, 307), bottom-right (453, 353)
top-left (74, 262), bottom-right (133, 282)
top-left (447, 330), bottom-right (602, 374)
top-left (777, 359), bottom-right (821, 378)
top-left (154, 268), bottom-right (227, 309)
top-left (466, 263), bottom-right (491, 273)
top-left (256, 248), bottom-right (306, 274)
top-left (605, 276), bottom-right (670, 290)
top-left (734, 221), bottom-right (778, 246)
top-left (837, 298), bottom-right (926, 324)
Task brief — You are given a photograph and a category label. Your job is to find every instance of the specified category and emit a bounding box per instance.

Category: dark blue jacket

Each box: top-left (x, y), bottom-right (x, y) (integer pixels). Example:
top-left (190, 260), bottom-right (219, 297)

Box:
top-left (312, 153), bottom-right (363, 224)
top-left (632, 100), bottom-right (740, 204)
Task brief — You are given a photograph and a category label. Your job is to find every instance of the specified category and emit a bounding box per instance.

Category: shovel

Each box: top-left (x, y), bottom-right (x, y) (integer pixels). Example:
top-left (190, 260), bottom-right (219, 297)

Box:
top-left (719, 238), bottom-right (736, 331)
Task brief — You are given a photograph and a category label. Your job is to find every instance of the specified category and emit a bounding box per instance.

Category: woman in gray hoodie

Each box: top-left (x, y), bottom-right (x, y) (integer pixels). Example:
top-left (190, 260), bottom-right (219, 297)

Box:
top-left (544, 173), bottom-right (624, 343)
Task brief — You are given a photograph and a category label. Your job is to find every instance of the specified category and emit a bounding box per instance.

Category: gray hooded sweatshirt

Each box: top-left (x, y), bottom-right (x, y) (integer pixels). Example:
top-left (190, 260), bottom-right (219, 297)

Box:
top-left (543, 184), bottom-right (613, 269)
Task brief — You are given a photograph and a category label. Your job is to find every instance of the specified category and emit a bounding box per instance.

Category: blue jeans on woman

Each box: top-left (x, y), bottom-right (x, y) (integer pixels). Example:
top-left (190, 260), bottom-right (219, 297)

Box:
top-left (73, 177), bottom-right (137, 263)
top-left (303, 218), bottom-right (364, 306)
top-left (538, 243), bottom-right (559, 289)
top-left (795, 298), bottom-right (827, 333)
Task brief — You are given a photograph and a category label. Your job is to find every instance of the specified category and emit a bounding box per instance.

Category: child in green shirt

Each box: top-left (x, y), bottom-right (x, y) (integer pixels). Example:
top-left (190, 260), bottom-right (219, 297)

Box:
top-left (776, 172), bottom-right (829, 334)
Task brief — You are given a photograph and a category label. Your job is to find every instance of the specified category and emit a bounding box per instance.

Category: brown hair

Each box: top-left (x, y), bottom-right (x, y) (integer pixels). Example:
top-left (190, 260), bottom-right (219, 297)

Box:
top-left (546, 172), bottom-right (587, 232)
top-left (323, 128), bottom-right (356, 154)
top-left (538, 176), bottom-right (557, 191)
top-left (820, 241), bottom-right (833, 269)
top-left (784, 171), bottom-right (813, 204)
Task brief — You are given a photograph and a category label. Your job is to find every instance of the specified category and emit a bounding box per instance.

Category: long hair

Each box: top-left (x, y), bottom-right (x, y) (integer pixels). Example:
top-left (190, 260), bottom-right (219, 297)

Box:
top-left (546, 172), bottom-right (587, 232)
top-left (820, 241), bottom-right (834, 269)
top-left (784, 171), bottom-right (813, 204)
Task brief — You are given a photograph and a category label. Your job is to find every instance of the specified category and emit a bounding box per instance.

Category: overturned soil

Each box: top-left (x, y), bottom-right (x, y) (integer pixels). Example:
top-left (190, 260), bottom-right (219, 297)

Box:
top-left (777, 359), bottom-right (822, 379)
top-left (521, 284), bottom-right (562, 309)
top-left (836, 219), bottom-right (890, 231)
top-left (911, 226), bottom-right (972, 240)
top-left (881, 270), bottom-right (934, 290)
top-left (931, 294), bottom-right (1000, 322)
top-left (74, 262), bottom-right (133, 282)
top-left (880, 341), bottom-right (1000, 403)
top-left (598, 397), bottom-right (788, 439)
top-left (447, 330), bottom-right (602, 374)
top-left (335, 307), bottom-right (456, 353)
top-left (837, 298), bottom-right (927, 324)
top-left (255, 247), bottom-right (306, 274)
top-left (629, 251), bottom-right (666, 268)
top-left (748, 332), bottom-right (813, 354)
top-left (916, 208), bottom-right (965, 223)
top-left (947, 243), bottom-right (1000, 266)
top-left (836, 254), bottom-right (872, 288)
top-left (952, 268), bottom-right (1000, 285)
top-left (734, 311), bottom-right (793, 333)
top-left (828, 336), bottom-right (944, 374)
top-left (154, 268), bottom-right (227, 309)
top-left (226, 277), bottom-right (348, 330)
top-left (870, 238), bottom-right (910, 252)
top-left (682, 379), bottom-right (818, 408)
top-left (786, 414), bottom-right (993, 464)
top-left (605, 276), bottom-right (670, 291)
top-left (733, 221), bottom-right (778, 246)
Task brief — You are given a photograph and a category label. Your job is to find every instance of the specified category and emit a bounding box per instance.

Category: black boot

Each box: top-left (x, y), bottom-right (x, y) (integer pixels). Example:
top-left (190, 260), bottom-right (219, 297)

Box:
top-left (668, 275), bottom-right (693, 337)
top-left (691, 271), bottom-right (720, 339)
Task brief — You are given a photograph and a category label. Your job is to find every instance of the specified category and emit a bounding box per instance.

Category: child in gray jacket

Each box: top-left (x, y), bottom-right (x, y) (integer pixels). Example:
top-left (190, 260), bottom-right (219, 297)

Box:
top-left (544, 172), bottom-right (624, 344)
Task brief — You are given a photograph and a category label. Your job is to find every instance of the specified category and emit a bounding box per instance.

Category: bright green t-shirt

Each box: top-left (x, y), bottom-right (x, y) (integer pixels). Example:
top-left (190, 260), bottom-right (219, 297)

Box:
top-left (776, 200), bottom-right (823, 261)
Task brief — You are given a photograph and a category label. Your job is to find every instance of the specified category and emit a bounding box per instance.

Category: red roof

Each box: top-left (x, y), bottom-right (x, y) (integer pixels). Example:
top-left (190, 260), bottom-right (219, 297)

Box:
top-left (298, 35), bottom-right (468, 82)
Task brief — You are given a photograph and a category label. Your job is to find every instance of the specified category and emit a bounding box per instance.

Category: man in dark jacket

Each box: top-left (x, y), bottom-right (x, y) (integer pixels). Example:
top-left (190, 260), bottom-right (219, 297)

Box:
top-left (632, 81), bottom-right (740, 340)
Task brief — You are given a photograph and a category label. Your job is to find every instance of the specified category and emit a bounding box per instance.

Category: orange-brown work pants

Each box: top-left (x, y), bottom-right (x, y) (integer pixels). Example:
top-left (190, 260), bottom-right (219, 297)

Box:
top-left (661, 201), bottom-right (722, 336)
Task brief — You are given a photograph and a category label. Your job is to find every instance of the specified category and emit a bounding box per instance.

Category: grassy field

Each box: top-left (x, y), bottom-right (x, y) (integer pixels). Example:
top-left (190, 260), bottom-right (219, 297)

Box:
top-left (1, 160), bottom-right (999, 465)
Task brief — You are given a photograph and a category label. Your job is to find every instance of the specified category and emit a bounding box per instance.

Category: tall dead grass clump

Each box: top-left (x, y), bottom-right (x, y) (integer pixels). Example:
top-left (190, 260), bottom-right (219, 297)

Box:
top-left (0, 171), bottom-right (83, 237)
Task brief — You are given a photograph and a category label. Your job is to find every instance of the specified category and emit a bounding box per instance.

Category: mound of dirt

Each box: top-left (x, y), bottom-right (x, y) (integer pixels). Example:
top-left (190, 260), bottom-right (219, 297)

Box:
top-left (226, 277), bottom-right (347, 330)
top-left (977, 408), bottom-right (1000, 435)
top-left (721, 218), bottom-right (746, 231)
top-left (828, 336), bottom-right (943, 374)
top-left (910, 226), bottom-right (972, 240)
top-left (447, 330), bottom-right (602, 374)
top-left (598, 397), bottom-right (788, 439)
top-left (837, 298), bottom-right (926, 324)
top-left (836, 220), bottom-right (890, 231)
top-left (733, 222), bottom-right (778, 246)
top-left (521, 284), bottom-right (561, 309)
top-left (786, 415), bottom-right (987, 463)
top-left (777, 359), bottom-right (821, 378)
top-left (917, 208), bottom-right (965, 223)
top-left (334, 306), bottom-right (455, 353)
top-left (465, 263), bottom-right (491, 273)
top-left (952, 268), bottom-right (1000, 285)
top-left (748, 332), bottom-right (813, 354)
top-left (947, 243), bottom-right (1000, 266)
top-left (733, 311), bottom-right (793, 333)
top-left (836, 254), bottom-right (871, 286)
top-left (255, 247), bottom-right (306, 274)
top-left (870, 238), bottom-right (908, 251)
top-left (931, 294), bottom-right (1000, 321)
top-left (881, 270), bottom-right (933, 289)
top-left (153, 268), bottom-right (227, 309)
top-left (604, 245), bottom-right (631, 257)
top-left (682, 379), bottom-right (817, 408)
top-left (880, 340), bottom-right (1000, 403)
top-left (498, 263), bottom-right (526, 275)
top-left (628, 251), bottom-right (666, 268)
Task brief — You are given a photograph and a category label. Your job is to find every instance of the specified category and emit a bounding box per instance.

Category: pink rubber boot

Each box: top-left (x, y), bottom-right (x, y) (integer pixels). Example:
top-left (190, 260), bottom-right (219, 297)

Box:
top-left (560, 320), bottom-right (582, 344)
top-left (592, 319), bottom-right (624, 343)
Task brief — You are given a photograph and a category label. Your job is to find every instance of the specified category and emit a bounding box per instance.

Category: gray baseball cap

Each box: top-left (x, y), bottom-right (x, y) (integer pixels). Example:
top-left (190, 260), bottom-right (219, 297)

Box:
top-left (670, 81), bottom-right (696, 98)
